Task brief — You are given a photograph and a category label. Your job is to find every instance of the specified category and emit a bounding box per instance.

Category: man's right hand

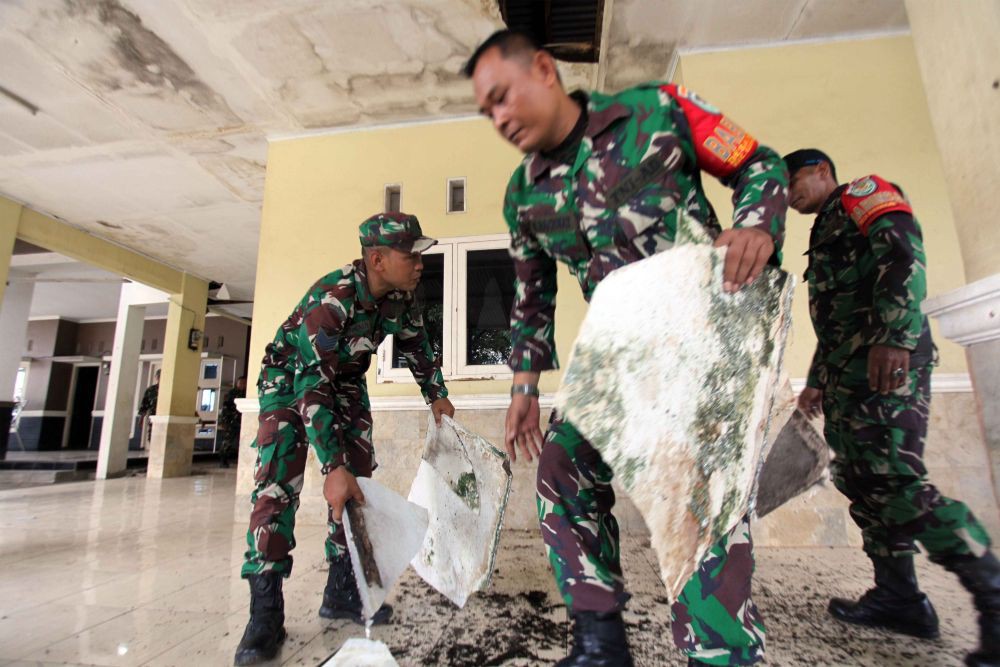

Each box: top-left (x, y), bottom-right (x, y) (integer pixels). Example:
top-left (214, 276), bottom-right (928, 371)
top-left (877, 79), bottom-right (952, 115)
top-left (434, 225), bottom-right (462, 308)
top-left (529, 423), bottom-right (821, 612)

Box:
top-left (504, 393), bottom-right (543, 463)
top-left (323, 465), bottom-right (365, 522)
top-left (797, 387), bottom-right (824, 419)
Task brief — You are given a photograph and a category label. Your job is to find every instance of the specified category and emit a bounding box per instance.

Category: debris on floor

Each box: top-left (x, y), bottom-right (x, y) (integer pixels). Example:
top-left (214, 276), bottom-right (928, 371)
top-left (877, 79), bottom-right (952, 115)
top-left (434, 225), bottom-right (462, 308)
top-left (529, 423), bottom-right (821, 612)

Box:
top-left (320, 637), bottom-right (399, 666)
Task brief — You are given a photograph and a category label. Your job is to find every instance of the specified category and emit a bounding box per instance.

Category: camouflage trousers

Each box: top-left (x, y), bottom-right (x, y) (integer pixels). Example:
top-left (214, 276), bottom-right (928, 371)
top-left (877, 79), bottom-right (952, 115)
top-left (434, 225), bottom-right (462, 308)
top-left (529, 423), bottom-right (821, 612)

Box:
top-left (824, 364), bottom-right (990, 561)
top-left (537, 416), bottom-right (766, 666)
top-left (241, 373), bottom-right (375, 579)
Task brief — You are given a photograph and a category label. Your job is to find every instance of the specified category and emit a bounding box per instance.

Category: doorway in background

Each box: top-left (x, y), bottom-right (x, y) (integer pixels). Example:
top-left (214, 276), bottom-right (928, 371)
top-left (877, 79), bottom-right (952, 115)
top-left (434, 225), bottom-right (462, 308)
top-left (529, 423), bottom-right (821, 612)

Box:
top-left (64, 365), bottom-right (99, 449)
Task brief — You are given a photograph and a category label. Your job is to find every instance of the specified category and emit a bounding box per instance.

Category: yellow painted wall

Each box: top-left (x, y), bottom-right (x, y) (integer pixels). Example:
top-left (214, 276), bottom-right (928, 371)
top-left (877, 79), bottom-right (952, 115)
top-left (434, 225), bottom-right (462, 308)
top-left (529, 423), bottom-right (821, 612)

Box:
top-left (0, 197), bottom-right (21, 306)
top-left (677, 35), bottom-right (968, 376)
top-left (252, 119), bottom-right (589, 399)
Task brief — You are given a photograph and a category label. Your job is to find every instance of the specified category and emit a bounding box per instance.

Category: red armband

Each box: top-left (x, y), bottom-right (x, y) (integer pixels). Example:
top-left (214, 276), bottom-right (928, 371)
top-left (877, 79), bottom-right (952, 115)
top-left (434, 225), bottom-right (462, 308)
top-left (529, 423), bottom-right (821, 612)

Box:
top-left (661, 84), bottom-right (759, 179)
top-left (840, 175), bottom-right (912, 235)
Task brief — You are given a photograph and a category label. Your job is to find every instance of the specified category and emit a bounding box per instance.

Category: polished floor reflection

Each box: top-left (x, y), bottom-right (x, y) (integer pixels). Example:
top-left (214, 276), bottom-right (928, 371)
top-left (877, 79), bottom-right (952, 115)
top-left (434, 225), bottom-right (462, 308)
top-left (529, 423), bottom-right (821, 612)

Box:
top-left (0, 472), bottom-right (981, 666)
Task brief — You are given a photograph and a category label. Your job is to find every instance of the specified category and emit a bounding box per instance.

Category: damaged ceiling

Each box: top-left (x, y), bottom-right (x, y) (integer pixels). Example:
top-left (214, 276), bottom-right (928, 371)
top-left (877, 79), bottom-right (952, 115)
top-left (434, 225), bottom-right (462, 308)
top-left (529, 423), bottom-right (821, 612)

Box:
top-left (0, 0), bottom-right (907, 316)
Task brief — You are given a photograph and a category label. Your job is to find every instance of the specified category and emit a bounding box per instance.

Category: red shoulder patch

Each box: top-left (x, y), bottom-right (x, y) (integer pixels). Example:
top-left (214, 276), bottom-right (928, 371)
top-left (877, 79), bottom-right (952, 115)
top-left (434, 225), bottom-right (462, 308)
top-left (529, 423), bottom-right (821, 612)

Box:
top-left (661, 83), bottom-right (758, 179)
top-left (840, 175), bottom-right (912, 235)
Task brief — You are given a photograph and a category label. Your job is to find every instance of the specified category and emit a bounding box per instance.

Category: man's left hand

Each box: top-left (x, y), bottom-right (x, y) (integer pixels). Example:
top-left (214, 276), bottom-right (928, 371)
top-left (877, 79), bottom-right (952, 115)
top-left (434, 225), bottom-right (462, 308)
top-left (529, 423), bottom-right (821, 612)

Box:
top-left (714, 227), bottom-right (775, 293)
top-left (868, 344), bottom-right (910, 394)
top-left (431, 397), bottom-right (455, 425)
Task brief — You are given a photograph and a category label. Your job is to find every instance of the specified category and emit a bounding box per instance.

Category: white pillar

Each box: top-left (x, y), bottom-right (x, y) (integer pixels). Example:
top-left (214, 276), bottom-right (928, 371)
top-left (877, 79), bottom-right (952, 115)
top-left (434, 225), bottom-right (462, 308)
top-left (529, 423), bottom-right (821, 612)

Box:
top-left (96, 301), bottom-right (144, 480)
top-left (0, 281), bottom-right (34, 400)
top-left (97, 282), bottom-right (168, 480)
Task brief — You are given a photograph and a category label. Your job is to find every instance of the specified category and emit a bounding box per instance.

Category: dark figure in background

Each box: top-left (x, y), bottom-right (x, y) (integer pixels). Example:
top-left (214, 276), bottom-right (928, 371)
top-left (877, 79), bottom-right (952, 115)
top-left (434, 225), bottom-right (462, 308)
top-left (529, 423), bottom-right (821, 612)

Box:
top-left (218, 376), bottom-right (247, 468)
top-left (786, 148), bottom-right (1000, 667)
top-left (136, 369), bottom-right (160, 448)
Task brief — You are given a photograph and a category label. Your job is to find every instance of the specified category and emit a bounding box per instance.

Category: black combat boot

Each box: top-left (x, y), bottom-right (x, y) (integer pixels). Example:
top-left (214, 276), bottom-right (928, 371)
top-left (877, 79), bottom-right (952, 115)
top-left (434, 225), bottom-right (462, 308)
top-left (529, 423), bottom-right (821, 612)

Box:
top-left (318, 552), bottom-right (393, 625)
top-left (556, 611), bottom-right (634, 667)
top-left (940, 552), bottom-right (1000, 666)
top-left (234, 572), bottom-right (286, 666)
top-left (828, 555), bottom-right (939, 639)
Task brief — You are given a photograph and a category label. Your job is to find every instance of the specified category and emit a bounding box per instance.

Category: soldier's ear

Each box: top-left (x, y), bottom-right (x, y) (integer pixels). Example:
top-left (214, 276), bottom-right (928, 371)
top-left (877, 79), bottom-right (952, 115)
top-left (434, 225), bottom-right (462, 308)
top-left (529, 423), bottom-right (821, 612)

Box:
top-left (533, 50), bottom-right (560, 88)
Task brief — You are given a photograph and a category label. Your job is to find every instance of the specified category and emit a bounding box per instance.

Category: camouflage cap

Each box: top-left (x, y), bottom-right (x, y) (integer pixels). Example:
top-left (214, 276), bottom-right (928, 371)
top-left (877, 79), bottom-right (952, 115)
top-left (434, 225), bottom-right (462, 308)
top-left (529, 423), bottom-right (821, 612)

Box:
top-left (359, 212), bottom-right (437, 253)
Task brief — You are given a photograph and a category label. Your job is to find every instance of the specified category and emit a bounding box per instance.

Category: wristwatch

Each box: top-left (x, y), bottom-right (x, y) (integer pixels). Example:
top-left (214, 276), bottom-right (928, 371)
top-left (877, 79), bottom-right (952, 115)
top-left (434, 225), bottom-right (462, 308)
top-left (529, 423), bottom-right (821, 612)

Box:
top-left (510, 383), bottom-right (540, 398)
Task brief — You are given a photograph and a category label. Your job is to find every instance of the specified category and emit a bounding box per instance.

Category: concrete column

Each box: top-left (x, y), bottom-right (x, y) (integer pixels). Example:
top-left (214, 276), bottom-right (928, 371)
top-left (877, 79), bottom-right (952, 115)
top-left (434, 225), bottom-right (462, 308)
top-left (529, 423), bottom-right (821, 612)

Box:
top-left (0, 281), bottom-right (34, 400)
top-left (96, 297), bottom-right (145, 480)
top-left (147, 273), bottom-right (208, 479)
top-left (97, 281), bottom-right (169, 479)
top-left (907, 0), bottom-right (1000, 499)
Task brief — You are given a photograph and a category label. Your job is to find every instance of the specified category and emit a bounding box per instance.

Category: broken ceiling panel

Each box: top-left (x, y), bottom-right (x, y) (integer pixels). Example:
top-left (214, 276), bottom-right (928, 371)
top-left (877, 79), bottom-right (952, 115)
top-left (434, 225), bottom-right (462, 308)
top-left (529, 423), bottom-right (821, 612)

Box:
top-left (408, 415), bottom-right (512, 608)
top-left (555, 213), bottom-right (795, 600)
top-left (321, 638), bottom-right (399, 667)
top-left (344, 477), bottom-right (429, 622)
top-left (6, 0), bottom-right (242, 132)
top-left (755, 409), bottom-right (830, 518)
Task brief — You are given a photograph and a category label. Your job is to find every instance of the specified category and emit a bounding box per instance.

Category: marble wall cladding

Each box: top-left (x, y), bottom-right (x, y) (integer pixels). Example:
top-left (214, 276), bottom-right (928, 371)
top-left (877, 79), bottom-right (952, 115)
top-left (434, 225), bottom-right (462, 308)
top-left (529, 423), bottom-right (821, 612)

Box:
top-left (756, 391), bottom-right (1000, 547)
top-left (234, 392), bottom-right (1000, 548)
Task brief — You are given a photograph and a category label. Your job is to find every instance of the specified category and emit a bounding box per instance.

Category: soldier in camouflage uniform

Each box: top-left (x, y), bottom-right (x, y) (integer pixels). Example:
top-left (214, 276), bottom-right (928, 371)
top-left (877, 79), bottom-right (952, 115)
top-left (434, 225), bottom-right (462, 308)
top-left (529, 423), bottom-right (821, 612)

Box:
top-left (218, 376), bottom-right (246, 468)
top-left (234, 212), bottom-right (454, 666)
top-left (136, 369), bottom-right (159, 449)
top-left (786, 148), bottom-right (1000, 666)
top-left (466, 31), bottom-right (788, 666)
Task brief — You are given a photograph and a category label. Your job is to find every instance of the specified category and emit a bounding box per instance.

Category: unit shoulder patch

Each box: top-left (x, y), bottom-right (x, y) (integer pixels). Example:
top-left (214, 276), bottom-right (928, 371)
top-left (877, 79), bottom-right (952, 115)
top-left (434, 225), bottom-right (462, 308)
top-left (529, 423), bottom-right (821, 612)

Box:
top-left (847, 177), bottom-right (877, 197)
top-left (660, 83), bottom-right (758, 179)
top-left (840, 174), bottom-right (912, 235)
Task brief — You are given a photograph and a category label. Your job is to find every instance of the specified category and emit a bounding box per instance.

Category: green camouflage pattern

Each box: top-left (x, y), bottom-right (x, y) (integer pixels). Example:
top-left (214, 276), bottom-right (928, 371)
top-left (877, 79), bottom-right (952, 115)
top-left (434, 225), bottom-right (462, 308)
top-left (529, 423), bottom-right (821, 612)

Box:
top-left (804, 181), bottom-right (933, 392)
top-left (242, 259), bottom-right (446, 578)
top-left (504, 82), bottom-right (786, 664)
top-left (502, 84), bottom-right (788, 372)
top-left (137, 382), bottom-right (158, 418)
top-left (823, 366), bottom-right (990, 561)
top-left (218, 385), bottom-right (244, 463)
top-left (537, 417), bottom-right (765, 664)
top-left (358, 211), bottom-right (436, 252)
top-left (805, 184), bottom-right (990, 561)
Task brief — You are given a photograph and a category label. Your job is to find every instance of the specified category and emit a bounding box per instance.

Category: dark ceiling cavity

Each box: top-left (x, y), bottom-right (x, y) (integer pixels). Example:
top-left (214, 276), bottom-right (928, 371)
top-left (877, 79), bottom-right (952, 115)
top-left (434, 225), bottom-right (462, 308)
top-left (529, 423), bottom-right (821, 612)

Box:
top-left (498, 0), bottom-right (605, 63)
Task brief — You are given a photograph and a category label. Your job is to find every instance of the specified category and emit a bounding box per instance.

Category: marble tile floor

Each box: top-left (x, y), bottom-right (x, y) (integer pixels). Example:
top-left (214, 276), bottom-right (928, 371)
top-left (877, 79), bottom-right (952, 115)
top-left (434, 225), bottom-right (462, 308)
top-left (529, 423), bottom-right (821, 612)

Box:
top-left (0, 472), bottom-right (983, 666)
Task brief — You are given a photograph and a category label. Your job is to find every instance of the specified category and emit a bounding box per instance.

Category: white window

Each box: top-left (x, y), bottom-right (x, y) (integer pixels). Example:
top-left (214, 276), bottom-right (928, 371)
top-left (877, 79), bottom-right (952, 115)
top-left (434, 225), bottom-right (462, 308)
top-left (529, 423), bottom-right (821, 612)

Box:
top-left (377, 234), bottom-right (514, 382)
top-left (447, 178), bottom-right (466, 214)
top-left (384, 184), bottom-right (401, 213)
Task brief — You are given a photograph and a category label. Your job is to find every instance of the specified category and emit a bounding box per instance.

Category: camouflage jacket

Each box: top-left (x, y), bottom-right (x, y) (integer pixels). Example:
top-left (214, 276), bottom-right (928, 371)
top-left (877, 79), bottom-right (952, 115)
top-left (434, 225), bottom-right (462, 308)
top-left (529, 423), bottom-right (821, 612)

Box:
top-left (218, 386), bottom-right (245, 434)
top-left (260, 259), bottom-right (446, 460)
top-left (138, 383), bottom-right (158, 417)
top-left (805, 175), bottom-right (934, 391)
top-left (502, 83), bottom-right (788, 372)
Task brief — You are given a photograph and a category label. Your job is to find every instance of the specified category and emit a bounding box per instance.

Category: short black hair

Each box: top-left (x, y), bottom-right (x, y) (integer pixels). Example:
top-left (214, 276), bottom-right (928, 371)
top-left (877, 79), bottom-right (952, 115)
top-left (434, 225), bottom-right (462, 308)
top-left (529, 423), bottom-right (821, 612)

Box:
top-left (463, 29), bottom-right (545, 78)
top-left (783, 148), bottom-right (837, 183)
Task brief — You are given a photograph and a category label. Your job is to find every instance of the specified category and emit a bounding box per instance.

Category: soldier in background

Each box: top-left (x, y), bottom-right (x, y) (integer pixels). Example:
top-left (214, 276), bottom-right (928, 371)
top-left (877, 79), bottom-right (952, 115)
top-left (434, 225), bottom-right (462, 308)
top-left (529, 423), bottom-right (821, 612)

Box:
top-left (234, 212), bottom-right (455, 666)
top-left (466, 30), bottom-right (787, 667)
top-left (218, 376), bottom-right (246, 468)
top-left (136, 369), bottom-right (159, 448)
top-left (786, 148), bottom-right (1000, 666)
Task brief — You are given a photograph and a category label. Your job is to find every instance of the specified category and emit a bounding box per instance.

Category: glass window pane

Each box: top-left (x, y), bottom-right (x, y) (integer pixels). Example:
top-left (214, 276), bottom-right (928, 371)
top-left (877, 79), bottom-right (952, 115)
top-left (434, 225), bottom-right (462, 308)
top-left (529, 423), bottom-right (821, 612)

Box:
top-left (391, 253), bottom-right (444, 369)
top-left (465, 248), bottom-right (515, 366)
top-left (449, 181), bottom-right (465, 212)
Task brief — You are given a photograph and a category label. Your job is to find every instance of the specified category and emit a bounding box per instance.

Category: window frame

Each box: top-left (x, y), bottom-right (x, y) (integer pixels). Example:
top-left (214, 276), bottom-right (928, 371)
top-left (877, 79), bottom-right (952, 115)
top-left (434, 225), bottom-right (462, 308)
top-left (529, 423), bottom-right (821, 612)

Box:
top-left (377, 233), bottom-right (512, 384)
top-left (377, 243), bottom-right (453, 383)
top-left (455, 238), bottom-right (513, 378)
